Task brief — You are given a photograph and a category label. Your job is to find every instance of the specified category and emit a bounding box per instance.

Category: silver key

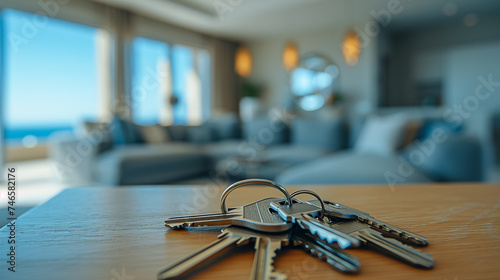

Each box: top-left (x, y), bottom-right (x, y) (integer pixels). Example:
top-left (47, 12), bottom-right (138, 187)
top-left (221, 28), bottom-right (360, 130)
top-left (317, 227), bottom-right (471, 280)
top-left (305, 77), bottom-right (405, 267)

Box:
top-left (250, 229), bottom-right (290, 280)
top-left (292, 230), bottom-right (361, 274)
top-left (157, 226), bottom-right (291, 280)
top-left (270, 201), bottom-right (360, 249)
top-left (307, 199), bottom-right (429, 246)
top-left (325, 219), bottom-right (434, 269)
top-left (165, 197), bottom-right (292, 232)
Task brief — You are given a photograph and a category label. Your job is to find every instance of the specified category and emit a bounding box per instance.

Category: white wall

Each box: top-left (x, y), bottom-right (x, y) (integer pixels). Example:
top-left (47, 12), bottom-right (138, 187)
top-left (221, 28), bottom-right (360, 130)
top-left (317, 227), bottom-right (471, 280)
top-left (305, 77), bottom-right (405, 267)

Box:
top-left (444, 40), bottom-right (500, 170)
top-left (246, 25), bottom-right (379, 117)
top-left (383, 13), bottom-right (500, 107)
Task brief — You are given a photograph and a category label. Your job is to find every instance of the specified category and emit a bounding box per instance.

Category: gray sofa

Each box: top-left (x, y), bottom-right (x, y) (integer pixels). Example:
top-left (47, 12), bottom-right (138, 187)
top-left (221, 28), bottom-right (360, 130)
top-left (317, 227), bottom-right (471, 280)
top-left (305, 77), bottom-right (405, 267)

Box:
top-left (50, 113), bottom-right (483, 186)
top-left (276, 136), bottom-right (483, 185)
top-left (50, 114), bottom-right (347, 185)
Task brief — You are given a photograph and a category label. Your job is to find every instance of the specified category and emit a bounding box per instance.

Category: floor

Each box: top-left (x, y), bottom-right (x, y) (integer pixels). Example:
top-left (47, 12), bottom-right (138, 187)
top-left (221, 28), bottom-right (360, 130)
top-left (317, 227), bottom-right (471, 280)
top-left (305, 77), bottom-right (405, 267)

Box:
top-left (1, 159), bottom-right (69, 207)
top-left (0, 158), bottom-right (219, 204)
top-left (0, 159), bottom-right (70, 227)
top-left (0, 159), bottom-right (218, 228)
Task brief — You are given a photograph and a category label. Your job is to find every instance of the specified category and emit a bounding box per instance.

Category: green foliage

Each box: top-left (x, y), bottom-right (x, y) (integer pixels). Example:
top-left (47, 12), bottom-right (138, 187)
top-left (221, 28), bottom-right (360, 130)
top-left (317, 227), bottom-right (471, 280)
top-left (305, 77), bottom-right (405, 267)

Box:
top-left (241, 82), bottom-right (261, 98)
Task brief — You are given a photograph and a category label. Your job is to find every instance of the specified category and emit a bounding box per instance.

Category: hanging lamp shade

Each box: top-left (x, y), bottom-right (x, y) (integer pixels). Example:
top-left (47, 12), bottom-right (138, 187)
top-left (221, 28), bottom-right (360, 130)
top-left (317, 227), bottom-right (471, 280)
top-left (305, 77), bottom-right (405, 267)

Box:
top-left (235, 45), bottom-right (252, 77)
top-left (342, 30), bottom-right (361, 66)
top-left (282, 42), bottom-right (299, 71)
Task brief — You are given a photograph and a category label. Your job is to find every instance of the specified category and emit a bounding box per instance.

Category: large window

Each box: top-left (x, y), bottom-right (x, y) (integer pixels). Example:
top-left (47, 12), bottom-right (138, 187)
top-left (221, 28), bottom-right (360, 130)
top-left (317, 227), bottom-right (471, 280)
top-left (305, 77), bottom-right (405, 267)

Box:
top-left (131, 37), bottom-right (170, 125)
top-left (1, 8), bottom-right (213, 149)
top-left (1, 9), bottom-right (105, 147)
top-left (132, 37), bottom-right (211, 126)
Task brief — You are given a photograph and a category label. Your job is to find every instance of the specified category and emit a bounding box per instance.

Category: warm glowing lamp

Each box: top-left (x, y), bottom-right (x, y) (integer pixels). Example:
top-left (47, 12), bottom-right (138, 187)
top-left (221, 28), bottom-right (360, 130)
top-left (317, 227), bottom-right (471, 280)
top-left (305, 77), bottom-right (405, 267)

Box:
top-left (235, 45), bottom-right (252, 77)
top-left (282, 42), bottom-right (299, 71)
top-left (342, 30), bottom-right (361, 66)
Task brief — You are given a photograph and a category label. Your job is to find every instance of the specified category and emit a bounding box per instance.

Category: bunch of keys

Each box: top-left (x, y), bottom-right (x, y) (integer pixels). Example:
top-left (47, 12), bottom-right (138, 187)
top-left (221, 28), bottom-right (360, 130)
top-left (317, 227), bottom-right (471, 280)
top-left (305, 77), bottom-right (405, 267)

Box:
top-left (159, 179), bottom-right (434, 279)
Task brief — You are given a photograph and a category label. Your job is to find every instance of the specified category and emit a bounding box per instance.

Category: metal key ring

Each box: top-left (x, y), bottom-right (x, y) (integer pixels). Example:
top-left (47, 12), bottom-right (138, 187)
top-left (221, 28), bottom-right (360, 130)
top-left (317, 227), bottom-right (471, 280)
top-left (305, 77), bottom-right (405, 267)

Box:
top-left (220, 179), bottom-right (293, 213)
top-left (290, 189), bottom-right (326, 219)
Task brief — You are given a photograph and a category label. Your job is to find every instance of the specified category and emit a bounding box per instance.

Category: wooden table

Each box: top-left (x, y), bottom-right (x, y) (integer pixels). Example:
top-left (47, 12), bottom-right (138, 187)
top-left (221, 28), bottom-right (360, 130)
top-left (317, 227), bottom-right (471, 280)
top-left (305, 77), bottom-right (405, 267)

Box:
top-left (1, 183), bottom-right (499, 279)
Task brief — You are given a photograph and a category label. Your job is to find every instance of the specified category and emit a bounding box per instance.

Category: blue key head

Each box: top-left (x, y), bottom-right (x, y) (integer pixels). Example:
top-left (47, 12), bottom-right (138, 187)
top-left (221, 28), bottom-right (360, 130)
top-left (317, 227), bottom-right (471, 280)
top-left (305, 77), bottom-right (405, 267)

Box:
top-left (270, 201), bottom-right (322, 223)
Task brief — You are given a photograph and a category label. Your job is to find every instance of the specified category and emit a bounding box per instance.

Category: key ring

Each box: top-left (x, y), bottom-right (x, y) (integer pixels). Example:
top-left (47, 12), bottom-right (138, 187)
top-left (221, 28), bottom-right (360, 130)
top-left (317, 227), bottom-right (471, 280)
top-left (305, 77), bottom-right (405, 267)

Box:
top-left (220, 179), bottom-right (293, 213)
top-left (290, 189), bottom-right (326, 219)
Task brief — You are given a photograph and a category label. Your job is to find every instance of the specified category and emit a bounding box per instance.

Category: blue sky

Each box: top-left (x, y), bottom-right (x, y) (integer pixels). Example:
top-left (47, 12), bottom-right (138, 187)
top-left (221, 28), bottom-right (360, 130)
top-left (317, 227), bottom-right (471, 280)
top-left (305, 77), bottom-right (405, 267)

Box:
top-left (171, 45), bottom-right (192, 125)
top-left (2, 9), bottom-right (99, 128)
top-left (131, 39), bottom-right (193, 125)
top-left (132, 37), bottom-right (168, 125)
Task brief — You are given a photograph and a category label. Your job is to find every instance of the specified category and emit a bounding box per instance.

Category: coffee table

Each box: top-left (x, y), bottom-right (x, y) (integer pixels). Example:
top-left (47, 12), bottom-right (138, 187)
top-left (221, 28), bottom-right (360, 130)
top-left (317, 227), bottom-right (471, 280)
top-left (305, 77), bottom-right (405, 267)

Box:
top-left (1, 183), bottom-right (499, 279)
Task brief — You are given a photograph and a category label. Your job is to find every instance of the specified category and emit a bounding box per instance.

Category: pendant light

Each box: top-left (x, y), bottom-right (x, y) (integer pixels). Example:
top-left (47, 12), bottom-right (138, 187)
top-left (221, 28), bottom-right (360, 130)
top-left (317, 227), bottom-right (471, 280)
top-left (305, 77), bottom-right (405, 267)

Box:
top-left (235, 45), bottom-right (252, 77)
top-left (282, 41), bottom-right (299, 71)
top-left (342, 30), bottom-right (361, 66)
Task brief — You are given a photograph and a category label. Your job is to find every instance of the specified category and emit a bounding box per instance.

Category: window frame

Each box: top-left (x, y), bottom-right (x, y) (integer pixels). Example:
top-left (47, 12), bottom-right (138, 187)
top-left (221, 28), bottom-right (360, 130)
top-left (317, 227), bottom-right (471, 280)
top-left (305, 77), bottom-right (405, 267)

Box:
top-left (130, 35), bottom-right (213, 125)
top-left (0, 1), bottom-right (112, 163)
top-left (131, 15), bottom-right (214, 125)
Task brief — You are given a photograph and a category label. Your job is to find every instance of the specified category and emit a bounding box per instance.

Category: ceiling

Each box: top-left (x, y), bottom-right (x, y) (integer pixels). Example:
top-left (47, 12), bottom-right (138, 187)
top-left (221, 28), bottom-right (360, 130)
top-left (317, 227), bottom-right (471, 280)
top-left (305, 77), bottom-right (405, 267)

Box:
top-left (94, 0), bottom-right (500, 41)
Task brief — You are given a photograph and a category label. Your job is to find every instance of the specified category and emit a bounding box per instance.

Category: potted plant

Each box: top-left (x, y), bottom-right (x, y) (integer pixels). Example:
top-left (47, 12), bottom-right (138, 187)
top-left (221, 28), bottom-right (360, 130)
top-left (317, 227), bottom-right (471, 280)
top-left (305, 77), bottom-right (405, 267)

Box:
top-left (240, 82), bottom-right (262, 121)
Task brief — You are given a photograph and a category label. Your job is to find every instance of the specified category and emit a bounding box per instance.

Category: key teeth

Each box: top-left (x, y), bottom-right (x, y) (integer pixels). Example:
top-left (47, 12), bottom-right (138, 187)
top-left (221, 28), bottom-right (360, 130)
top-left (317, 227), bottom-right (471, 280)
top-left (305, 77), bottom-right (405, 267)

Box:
top-left (364, 219), bottom-right (429, 246)
top-left (268, 247), bottom-right (279, 268)
top-left (165, 223), bottom-right (184, 229)
top-left (268, 244), bottom-right (289, 273)
top-left (302, 224), bottom-right (351, 249)
top-left (165, 222), bottom-right (190, 229)
top-left (165, 222), bottom-right (210, 229)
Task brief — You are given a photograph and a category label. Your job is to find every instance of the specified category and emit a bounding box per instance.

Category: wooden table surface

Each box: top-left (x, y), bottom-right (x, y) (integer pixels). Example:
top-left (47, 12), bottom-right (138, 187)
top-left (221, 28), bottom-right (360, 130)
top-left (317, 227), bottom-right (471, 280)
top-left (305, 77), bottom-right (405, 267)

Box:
top-left (1, 183), bottom-right (499, 280)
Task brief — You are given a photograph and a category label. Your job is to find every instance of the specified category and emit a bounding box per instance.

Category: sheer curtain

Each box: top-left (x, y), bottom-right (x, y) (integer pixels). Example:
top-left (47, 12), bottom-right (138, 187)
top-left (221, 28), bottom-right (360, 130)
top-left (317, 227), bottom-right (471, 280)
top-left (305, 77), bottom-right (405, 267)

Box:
top-left (211, 38), bottom-right (241, 115)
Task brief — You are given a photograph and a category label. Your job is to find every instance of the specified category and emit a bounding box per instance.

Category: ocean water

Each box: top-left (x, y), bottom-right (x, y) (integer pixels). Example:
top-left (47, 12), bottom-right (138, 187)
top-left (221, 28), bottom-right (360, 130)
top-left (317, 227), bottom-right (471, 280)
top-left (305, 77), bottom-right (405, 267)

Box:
top-left (4, 126), bottom-right (74, 143)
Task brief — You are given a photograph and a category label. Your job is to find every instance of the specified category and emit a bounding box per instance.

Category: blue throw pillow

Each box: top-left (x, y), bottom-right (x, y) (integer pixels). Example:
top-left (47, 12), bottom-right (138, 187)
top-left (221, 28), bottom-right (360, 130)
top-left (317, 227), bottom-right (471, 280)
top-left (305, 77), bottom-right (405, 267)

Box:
top-left (417, 119), bottom-right (462, 141)
top-left (109, 117), bottom-right (143, 146)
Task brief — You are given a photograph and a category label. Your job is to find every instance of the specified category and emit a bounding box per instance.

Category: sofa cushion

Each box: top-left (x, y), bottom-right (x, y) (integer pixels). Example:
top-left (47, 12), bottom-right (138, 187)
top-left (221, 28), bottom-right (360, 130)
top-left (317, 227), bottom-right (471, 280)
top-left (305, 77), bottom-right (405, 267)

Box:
top-left (399, 121), bottom-right (423, 149)
top-left (276, 151), bottom-right (433, 185)
top-left (186, 126), bottom-right (214, 144)
top-left (201, 140), bottom-right (244, 161)
top-left (243, 117), bottom-right (288, 146)
top-left (264, 144), bottom-right (332, 165)
top-left (354, 114), bottom-right (408, 157)
top-left (205, 113), bottom-right (240, 140)
top-left (416, 119), bottom-right (462, 141)
top-left (95, 143), bottom-right (207, 185)
top-left (139, 125), bottom-right (170, 144)
top-left (81, 121), bottom-right (111, 141)
top-left (400, 136), bottom-right (482, 182)
top-left (109, 117), bottom-right (143, 145)
top-left (165, 125), bottom-right (187, 141)
top-left (291, 117), bottom-right (346, 151)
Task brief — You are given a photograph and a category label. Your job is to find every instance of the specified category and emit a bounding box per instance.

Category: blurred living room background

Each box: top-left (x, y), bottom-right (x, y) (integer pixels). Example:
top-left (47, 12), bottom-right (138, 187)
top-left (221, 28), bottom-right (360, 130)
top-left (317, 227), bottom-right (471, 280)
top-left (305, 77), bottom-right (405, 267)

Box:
top-left (1, 0), bottom-right (500, 211)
